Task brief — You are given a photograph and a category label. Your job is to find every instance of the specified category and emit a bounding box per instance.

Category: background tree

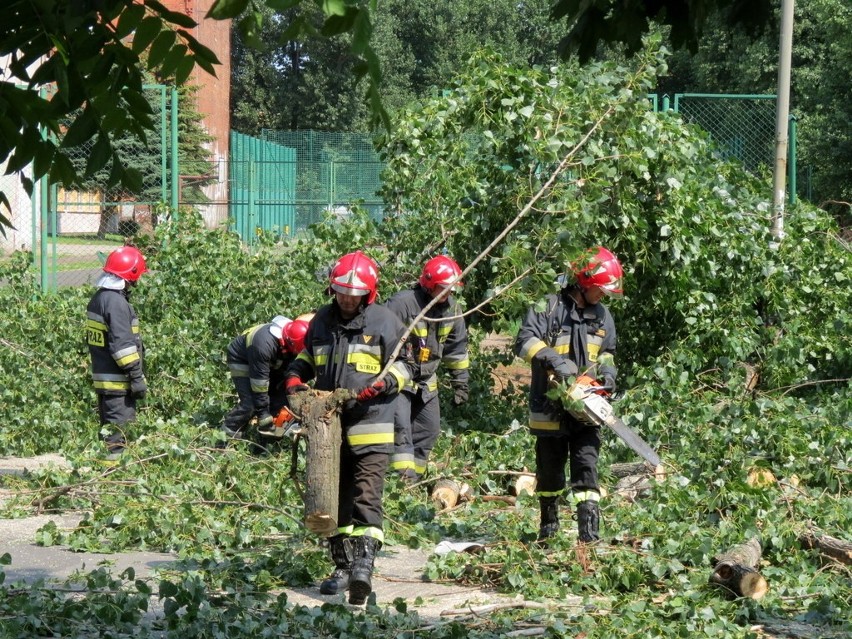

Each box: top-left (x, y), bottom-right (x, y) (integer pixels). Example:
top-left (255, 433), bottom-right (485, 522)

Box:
top-left (0, 0), bottom-right (218, 236)
top-left (659, 0), bottom-right (852, 223)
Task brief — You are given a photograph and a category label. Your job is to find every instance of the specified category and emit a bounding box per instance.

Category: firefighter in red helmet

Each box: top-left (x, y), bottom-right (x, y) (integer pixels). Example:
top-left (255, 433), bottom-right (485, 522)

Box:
top-left (285, 250), bottom-right (413, 605)
top-left (220, 316), bottom-right (311, 445)
top-left (85, 246), bottom-right (148, 459)
top-left (386, 255), bottom-right (470, 481)
top-left (514, 247), bottom-right (623, 544)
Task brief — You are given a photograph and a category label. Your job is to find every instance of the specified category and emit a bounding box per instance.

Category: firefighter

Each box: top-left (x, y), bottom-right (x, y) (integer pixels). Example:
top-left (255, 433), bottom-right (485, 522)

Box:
top-left (285, 250), bottom-right (412, 605)
top-left (220, 316), bottom-right (310, 443)
top-left (514, 246), bottom-right (622, 544)
top-left (85, 246), bottom-right (148, 458)
top-left (385, 255), bottom-right (470, 481)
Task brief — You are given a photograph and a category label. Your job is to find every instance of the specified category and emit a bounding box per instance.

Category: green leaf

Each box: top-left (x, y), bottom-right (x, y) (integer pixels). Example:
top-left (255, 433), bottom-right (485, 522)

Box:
top-left (132, 17), bottom-right (163, 55)
top-left (146, 0), bottom-right (198, 28)
top-left (86, 134), bottom-right (112, 175)
top-left (61, 109), bottom-right (98, 148)
top-left (147, 29), bottom-right (177, 70)
top-left (206, 0), bottom-right (250, 20)
top-left (115, 3), bottom-right (146, 40)
top-left (323, 0), bottom-right (347, 17)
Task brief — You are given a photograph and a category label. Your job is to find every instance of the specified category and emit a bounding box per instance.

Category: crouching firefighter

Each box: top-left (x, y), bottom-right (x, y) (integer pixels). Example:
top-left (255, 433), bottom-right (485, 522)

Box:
top-left (284, 250), bottom-right (413, 604)
top-left (514, 247), bottom-right (623, 544)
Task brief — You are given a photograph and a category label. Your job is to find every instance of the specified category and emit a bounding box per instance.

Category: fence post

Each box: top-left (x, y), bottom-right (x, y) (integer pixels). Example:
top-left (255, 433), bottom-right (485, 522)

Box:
top-left (170, 86), bottom-right (179, 214)
top-left (788, 115), bottom-right (797, 206)
top-left (248, 158), bottom-right (257, 250)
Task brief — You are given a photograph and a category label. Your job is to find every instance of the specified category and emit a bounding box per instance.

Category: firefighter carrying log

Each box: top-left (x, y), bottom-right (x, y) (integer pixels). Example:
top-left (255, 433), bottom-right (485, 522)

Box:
top-left (285, 250), bottom-right (413, 605)
top-left (514, 246), bottom-right (623, 544)
top-left (385, 255), bottom-right (470, 481)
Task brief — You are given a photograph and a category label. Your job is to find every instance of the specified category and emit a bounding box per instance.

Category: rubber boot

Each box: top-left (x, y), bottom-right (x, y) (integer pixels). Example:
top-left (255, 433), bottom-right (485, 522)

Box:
top-left (319, 534), bottom-right (353, 595)
top-left (537, 496), bottom-right (560, 543)
top-left (576, 500), bottom-right (600, 543)
top-left (348, 536), bottom-right (382, 605)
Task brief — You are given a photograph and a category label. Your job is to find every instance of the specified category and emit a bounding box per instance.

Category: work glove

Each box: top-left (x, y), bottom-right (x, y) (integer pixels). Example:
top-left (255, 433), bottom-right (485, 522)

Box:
top-left (452, 386), bottom-right (469, 406)
top-left (543, 355), bottom-right (578, 381)
top-left (285, 377), bottom-right (310, 396)
top-left (356, 374), bottom-right (398, 402)
top-left (600, 374), bottom-right (616, 393)
top-left (130, 376), bottom-right (147, 400)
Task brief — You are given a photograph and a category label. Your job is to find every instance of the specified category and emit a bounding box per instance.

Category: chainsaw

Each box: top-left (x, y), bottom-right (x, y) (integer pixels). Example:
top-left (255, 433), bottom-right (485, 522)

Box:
top-left (556, 374), bottom-right (661, 467)
top-left (257, 405), bottom-right (302, 440)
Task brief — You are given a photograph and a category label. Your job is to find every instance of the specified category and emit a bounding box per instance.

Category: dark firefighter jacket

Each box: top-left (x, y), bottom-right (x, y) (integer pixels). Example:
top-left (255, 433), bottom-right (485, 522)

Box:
top-left (227, 323), bottom-right (295, 417)
top-left (287, 301), bottom-right (413, 453)
top-left (514, 287), bottom-right (617, 435)
top-left (384, 285), bottom-right (470, 398)
top-left (86, 288), bottom-right (144, 395)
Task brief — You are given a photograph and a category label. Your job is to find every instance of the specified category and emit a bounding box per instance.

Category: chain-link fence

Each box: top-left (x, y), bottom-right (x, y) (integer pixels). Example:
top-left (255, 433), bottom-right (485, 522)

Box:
top-left (5, 85), bottom-right (178, 289)
top-left (672, 94), bottom-right (777, 175)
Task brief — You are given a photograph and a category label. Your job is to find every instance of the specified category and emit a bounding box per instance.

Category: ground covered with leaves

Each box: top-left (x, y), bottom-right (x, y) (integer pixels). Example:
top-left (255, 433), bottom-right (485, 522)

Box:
top-left (1, 45), bottom-right (850, 638)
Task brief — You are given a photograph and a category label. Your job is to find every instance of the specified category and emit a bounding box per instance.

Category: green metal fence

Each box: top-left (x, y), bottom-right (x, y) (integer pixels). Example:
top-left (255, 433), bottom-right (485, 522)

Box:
top-left (229, 131), bottom-right (297, 242)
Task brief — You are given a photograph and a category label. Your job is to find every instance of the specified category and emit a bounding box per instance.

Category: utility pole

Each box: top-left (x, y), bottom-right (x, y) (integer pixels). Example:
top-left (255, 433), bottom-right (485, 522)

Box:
top-left (771, 0), bottom-right (794, 244)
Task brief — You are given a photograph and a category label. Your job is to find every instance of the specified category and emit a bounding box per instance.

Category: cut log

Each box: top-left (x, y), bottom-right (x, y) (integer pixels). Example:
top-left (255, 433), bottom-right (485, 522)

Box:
top-left (746, 467), bottom-right (776, 488)
top-left (709, 537), bottom-right (768, 600)
top-left (612, 474), bottom-right (652, 503)
top-left (609, 461), bottom-right (666, 479)
top-left (431, 478), bottom-right (462, 510)
top-left (288, 388), bottom-right (354, 536)
top-left (510, 473), bottom-right (537, 497)
top-left (799, 531), bottom-right (852, 566)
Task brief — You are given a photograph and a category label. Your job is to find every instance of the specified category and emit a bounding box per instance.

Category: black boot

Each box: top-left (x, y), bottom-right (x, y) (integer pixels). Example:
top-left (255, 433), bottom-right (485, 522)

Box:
top-left (348, 536), bottom-right (382, 605)
top-left (576, 500), bottom-right (600, 543)
top-left (319, 534), bottom-right (353, 595)
top-left (537, 496), bottom-right (560, 542)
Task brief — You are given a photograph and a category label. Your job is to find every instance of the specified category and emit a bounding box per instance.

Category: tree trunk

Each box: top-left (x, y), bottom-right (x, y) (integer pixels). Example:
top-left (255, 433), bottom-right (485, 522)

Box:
top-left (709, 537), bottom-right (768, 600)
top-left (288, 388), bottom-right (353, 536)
top-left (799, 531), bottom-right (852, 566)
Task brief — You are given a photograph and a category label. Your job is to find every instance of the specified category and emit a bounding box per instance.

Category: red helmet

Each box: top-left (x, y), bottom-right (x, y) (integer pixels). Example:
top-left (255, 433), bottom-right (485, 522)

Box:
top-left (281, 319), bottom-right (309, 354)
top-left (419, 255), bottom-right (463, 293)
top-left (328, 250), bottom-right (380, 305)
top-left (572, 246), bottom-right (624, 297)
top-left (104, 246), bottom-right (147, 282)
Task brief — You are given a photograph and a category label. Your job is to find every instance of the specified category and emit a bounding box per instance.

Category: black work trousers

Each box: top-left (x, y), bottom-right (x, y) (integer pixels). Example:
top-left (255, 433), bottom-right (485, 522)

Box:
top-left (534, 422), bottom-right (601, 495)
top-left (97, 393), bottom-right (137, 448)
top-left (338, 447), bottom-right (388, 531)
top-left (222, 377), bottom-right (288, 432)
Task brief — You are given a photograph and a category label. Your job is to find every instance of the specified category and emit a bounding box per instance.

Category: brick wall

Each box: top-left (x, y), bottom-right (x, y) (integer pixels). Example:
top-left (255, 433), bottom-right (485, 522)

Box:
top-left (162, 0), bottom-right (232, 227)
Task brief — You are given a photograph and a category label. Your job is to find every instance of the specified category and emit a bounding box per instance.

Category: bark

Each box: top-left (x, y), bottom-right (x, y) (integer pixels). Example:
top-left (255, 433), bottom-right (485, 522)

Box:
top-left (609, 461), bottom-right (665, 479)
top-left (288, 388), bottom-right (354, 536)
top-left (799, 531), bottom-right (852, 566)
top-left (709, 537), bottom-right (768, 600)
top-left (612, 474), bottom-right (652, 503)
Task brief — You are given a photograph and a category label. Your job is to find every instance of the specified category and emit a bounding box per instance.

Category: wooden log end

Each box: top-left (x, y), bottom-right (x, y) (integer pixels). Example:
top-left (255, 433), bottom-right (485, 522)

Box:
top-left (305, 512), bottom-right (338, 536)
top-left (710, 562), bottom-right (768, 600)
top-left (510, 473), bottom-right (537, 497)
top-left (431, 479), bottom-right (461, 510)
